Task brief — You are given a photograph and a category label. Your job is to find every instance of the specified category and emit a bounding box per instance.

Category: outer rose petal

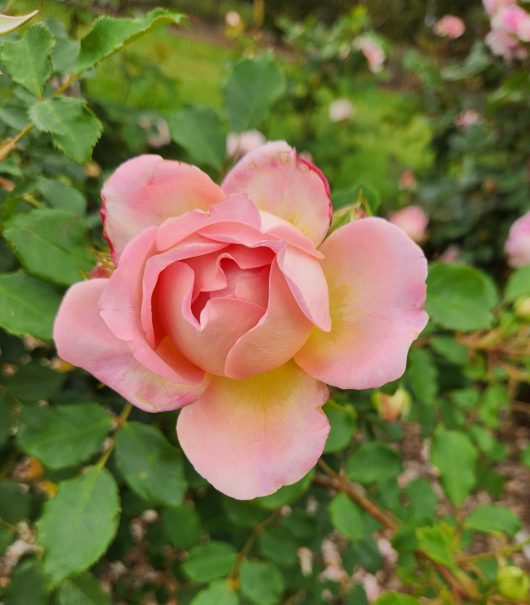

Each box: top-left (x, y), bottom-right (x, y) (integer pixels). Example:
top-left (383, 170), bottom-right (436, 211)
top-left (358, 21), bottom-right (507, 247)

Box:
top-left (53, 279), bottom-right (207, 412)
top-left (222, 141), bottom-right (332, 246)
top-left (102, 155), bottom-right (224, 259)
top-left (295, 218), bottom-right (428, 389)
top-left (177, 361), bottom-right (330, 499)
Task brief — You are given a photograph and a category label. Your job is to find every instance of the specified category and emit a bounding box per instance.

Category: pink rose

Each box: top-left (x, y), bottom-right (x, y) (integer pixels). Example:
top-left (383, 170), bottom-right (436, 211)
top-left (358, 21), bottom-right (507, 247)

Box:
top-left (354, 35), bottom-right (386, 73)
top-left (434, 15), bottom-right (466, 39)
top-left (505, 210), bottom-right (530, 267)
top-left (54, 142), bottom-right (428, 499)
top-left (389, 205), bottom-right (429, 244)
top-left (484, 0), bottom-right (530, 60)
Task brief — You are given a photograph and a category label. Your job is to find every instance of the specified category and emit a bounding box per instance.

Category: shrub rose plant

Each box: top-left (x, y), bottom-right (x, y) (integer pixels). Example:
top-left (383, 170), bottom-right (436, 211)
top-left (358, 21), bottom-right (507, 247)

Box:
top-left (54, 141), bottom-right (428, 499)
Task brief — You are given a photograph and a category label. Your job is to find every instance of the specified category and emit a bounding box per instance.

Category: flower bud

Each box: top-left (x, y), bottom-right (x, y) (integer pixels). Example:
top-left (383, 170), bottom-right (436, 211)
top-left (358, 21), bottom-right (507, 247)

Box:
top-left (373, 387), bottom-right (411, 422)
top-left (514, 297), bottom-right (530, 319)
top-left (496, 566), bottom-right (530, 600)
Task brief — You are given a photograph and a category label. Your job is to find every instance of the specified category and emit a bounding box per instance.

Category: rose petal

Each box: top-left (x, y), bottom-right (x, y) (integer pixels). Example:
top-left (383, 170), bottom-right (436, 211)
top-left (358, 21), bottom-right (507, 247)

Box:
top-left (155, 262), bottom-right (265, 376)
top-left (53, 279), bottom-right (207, 412)
top-left (177, 361), bottom-right (330, 499)
top-left (102, 155), bottom-right (224, 259)
top-left (222, 141), bottom-right (332, 246)
top-left (99, 228), bottom-right (205, 384)
top-left (225, 260), bottom-right (312, 379)
top-left (295, 218), bottom-right (428, 389)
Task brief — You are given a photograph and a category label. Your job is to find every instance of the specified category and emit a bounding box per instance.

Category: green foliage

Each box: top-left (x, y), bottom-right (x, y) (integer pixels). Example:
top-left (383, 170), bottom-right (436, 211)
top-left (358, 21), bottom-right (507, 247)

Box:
top-left (239, 560), bottom-right (284, 605)
top-left (346, 442), bottom-right (401, 484)
top-left (29, 97), bottom-right (103, 164)
top-left (505, 266), bottom-right (530, 301)
top-left (182, 542), bottom-right (237, 582)
top-left (56, 573), bottom-right (112, 605)
top-left (224, 52), bottom-right (286, 132)
top-left (329, 493), bottom-right (365, 542)
top-left (463, 505), bottom-right (521, 538)
top-left (0, 23), bottom-right (54, 97)
top-left (36, 467), bottom-right (120, 586)
top-left (115, 421), bottom-right (187, 507)
top-left (0, 8), bottom-right (40, 35)
top-left (191, 582), bottom-right (238, 605)
top-left (4, 209), bottom-right (93, 286)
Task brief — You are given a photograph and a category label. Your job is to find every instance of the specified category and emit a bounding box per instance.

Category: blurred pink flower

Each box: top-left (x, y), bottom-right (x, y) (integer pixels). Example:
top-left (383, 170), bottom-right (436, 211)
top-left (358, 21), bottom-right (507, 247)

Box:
top-left (354, 35), bottom-right (385, 73)
top-left (226, 130), bottom-right (266, 158)
top-left (225, 10), bottom-right (241, 28)
top-left (505, 210), bottom-right (530, 267)
top-left (455, 109), bottom-right (480, 129)
top-left (389, 205), bottom-right (429, 243)
top-left (434, 15), bottom-right (466, 39)
top-left (483, 0), bottom-right (530, 60)
top-left (328, 98), bottom-right (355, 122)
top-left (439, 244), bottom-right (461, 263)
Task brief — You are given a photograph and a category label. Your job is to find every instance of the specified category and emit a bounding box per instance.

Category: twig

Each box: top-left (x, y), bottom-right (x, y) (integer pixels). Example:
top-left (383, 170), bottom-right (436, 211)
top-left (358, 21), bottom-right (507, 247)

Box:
top-left (96, 402), bottom-right (133, 469)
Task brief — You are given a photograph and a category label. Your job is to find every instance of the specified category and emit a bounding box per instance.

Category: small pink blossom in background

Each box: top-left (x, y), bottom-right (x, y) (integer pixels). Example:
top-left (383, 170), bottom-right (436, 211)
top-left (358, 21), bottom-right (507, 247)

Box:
top-left (224, 10), bottom-right (241, 28)
top-left (354, 35), bottom-right (386, 73)
top-left (434, 15), bottom-right (466, 39)
top-left (328, 98), bottom-right (355, 122)
top-left (53, 142), bottom-right (428, 500)
top-left (389, 205), bottom-right (429, 243)
top-left (440, 244), bottom-right (461, 263)
top-left (483, 0), bottom-right (530, 60)
top-left (505, 210), bottom-right (530, 267)
top-left (399, 169), bottom-right (417, 191)
top-left (226, 130), bottom-right (266, 158)
top-left (455, 109), bottom-right (481, 130)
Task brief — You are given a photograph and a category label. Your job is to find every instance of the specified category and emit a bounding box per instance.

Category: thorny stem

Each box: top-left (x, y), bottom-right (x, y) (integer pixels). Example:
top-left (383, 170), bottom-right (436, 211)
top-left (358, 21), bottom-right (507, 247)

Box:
top-left (96, 402), bottom-right (133, 469)
top-left (315, 459), bottom-right (481, 601)
top-left (462, 537), bottom-right (530, 564)
top-left (228, 508), bottom-right (282, 582)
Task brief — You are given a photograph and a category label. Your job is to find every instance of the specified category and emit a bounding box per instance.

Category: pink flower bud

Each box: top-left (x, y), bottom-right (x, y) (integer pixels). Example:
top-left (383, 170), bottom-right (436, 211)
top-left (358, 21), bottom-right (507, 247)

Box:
top-left (434, 15), bottom-right (466, 39)
top-left (388, 205), bottom-right (428, 243)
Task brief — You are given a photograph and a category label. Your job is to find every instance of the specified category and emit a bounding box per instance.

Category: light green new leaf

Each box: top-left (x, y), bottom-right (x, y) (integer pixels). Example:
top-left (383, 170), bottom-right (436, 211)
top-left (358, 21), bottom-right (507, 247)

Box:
top-left (0, 270), bottom-right (61, 339)
top-left (36, 466), bottom-right (120, 587)
top-left (1, 23), bottom-right (54, 97)
top-left (427, 262), bottom-right (498, 331)
top-left (224, 52), bottom-right (286, 132)
top-left (57, 572), bottom-right (112, 605)
top-left (17, 403), bottom-right (113, 469)
top-left (115, 422), bottom-right (187, 507)
top-left (75, 8), bottom-right (183, 74)
top-left (0, 9), bottom-right (39, 35)
top-left (416, 525), bottom-right (456, 570)
top-left (29, 96), bottom-right (103, 164)
top-left (431, 427), bottom-right (477, 506)
top-left (464, 504), bottom-right (521, 538)
top-left (4, 209), bottom-right (93, 286)
top-left (505, 266), bottom-right (530, 301)
top-left (374, 594), bottom-right (421, 605)
top-left (191, 581), bottom-right (238, 605)
top-left (169, 105), bottom-right (226, 169)
top-left (182, 542), bottom-right (237, 583)
top-left (329, 492), bottom-right (366, 542)
top-left (239, 560), bottom-right (284, 605)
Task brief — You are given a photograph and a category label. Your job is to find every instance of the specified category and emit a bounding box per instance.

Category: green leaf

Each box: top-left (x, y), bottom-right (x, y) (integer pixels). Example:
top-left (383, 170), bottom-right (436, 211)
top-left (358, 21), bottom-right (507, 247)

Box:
top-left (521, 444), bottom-right (530, 468)
top-left (256, 469), bottom-right (314, 509)
top-left (38, 178), bottom-right (86, 214)
top-left (1, 23), bottom-right (54, 97)
top-left (161, 504), bottom-right (202, 549)
top-left (36, 466), bottom-right (120, 587)
top-left (258, 527), bottom-right (298, 566)
top-left (429, 336), bottom-right (468, 365)
top-left (505, 266), bottom-right (530, 301)
top-left (4, 362), bottom-right (66, 401)
top-left (346, 442), bottom-right (402, 484)
top-left (0, 270), bottom-right (61, 339)
top-left (4, 209), bottom-right (93, 286)
top-left (430, 427), bottom-right (477, 506)
top-left (169, 105), bottom-right (226, 169)
top-left (17, 403), bottom-right (113, 469)
top-left (57, 572), bottom-right (112, 605)
top-left (464, 505), bottom-right (521, 538)
top-left (115, 422), bottom-right (187, 507)
top-left (426, 263), bottom-right (498, 331)
top-left (0, 9), bottom-right (40, 35)
top-left (0, 480), bottom-right (30, 524)
top-left (224, 52), bottom-right (286, 132)
top-left (182, 541), bottom-right (237, 583)
top-left (5, 561), bottom-right (47, 605)
top-left (191, 581), bottom-right (238, 605)
top-left (29, 97), bottom-right (103, 164)
top-left (416, 525), bottom-right (456, 569)
top-left (75, 8), bottom-right (183, 74)
top-left (324, 401), bottom-right (356, 453)
top-left (329, 493), bottom-right (366, 542)
top-left (405, 478), bottom-right (437, 520)
top-left (407, 348), bottom-right (438, 406)
top-left (373, 594), bottom-right (421, 605)
top-left (239, 560), bottom-right (284, 605)
top-left (0, 392), bottom-right (14, 446)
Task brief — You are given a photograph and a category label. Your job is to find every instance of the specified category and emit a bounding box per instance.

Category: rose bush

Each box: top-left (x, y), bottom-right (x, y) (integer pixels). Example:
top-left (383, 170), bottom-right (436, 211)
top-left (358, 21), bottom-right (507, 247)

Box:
top-left (54, 141), bottom-right (428, 499)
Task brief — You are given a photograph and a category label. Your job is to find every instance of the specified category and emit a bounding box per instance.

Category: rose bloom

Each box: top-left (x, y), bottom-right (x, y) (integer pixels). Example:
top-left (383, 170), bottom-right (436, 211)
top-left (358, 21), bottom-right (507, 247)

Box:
top-left (54, 142), bottom-right (428, 499)
top-left (434, 15), bottom-right (466, 39)
top-left (388, 205), bottom-right (429, 244)
top-left (226, 130), bottom-right (266, 159)
top-left (483, 0), bottom-right (530, 60)
top-left (354, 35), bottom-right (385, 73)
top-left (505, 210), bottom-right (530, 267)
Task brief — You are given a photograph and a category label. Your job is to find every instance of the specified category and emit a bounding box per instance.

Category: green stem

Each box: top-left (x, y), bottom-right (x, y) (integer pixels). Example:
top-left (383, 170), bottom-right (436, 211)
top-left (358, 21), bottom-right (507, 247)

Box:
top-left (96, 402), bottom-right (133, 469)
